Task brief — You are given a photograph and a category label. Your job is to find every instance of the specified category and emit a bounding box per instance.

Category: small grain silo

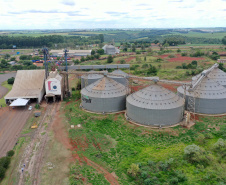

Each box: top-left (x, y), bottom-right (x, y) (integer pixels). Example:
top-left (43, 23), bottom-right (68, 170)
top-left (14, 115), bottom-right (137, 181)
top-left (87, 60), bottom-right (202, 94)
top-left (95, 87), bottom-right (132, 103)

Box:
top-left (192, 68), bottom-right (226, 87)
top-left (81, 72), bottom-right (103, 89)
top-left (126, 84), bottom-right (184, 127)
top-left (177, 77), bottom-right (226, 114)
top-left (108, 69), bottom-right (128, 86)
top-left (81, 76), bottom-right (127, 113)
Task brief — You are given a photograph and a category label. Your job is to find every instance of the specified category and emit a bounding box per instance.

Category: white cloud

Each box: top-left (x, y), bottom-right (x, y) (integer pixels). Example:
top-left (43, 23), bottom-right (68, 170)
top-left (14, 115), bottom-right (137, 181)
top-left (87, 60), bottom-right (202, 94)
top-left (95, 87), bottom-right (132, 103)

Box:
top-left (0, 0), bottom-right (226, 29)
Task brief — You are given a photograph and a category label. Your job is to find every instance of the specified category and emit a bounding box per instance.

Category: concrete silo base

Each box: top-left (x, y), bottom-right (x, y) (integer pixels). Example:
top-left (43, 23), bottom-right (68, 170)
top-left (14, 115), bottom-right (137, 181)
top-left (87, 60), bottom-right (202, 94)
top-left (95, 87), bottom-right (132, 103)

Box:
top-left (80, 104), bottom-right (125, 115)
top-left (124, 112), bottom-right (182, 128)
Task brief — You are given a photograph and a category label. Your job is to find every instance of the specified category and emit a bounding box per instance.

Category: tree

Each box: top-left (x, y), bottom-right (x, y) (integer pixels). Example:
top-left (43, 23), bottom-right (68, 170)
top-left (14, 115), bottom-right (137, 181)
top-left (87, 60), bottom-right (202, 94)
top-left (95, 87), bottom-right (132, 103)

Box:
top-left (132, 44), bottom-right (136, 52)
top-left (0, 157), bottom-right (11, 169)
top-left (154, 40), bottom-right (159, 44)
top-left (99, 34), bottom-right (104, 43)
top-left (141, 44), bottom-right (145, 51)
top-left (91, 49), bottom-right (95, 55)
top-left (6, 150), bottom-right (14, 157)
top-left (123, 47), bottom-right (127, 52)
top-left (4, 54), bottom-right (10, 60)
top-left (107, 55), bottom-right (113, 63)
top-left (80, 56), bottom-right (85, 62)
top-left (219, 63), bottom-right (225, 70)
top-left (0, 166), bottom-right (6, 180)
top-left (222, 36), bottom-right (226, 45)
top-left (10, 57), bottom-right (16, 61)
top-left (97, 49), bottom-right (104, 55)
top-left (94, 53), bottom-right (100, 59)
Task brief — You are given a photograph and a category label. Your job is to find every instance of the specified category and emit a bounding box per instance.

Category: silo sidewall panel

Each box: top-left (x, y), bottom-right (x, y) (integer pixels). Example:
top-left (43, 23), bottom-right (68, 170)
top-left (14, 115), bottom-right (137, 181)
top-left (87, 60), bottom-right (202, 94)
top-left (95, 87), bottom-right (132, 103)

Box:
top-left (81, 78), bottom-right (85, 89)
top-left (127, 102), bottom-right (183, 126)
top-left (82, 95), bottom-right (126, 113)
top-left (110, 77), bottom-right (126, 86)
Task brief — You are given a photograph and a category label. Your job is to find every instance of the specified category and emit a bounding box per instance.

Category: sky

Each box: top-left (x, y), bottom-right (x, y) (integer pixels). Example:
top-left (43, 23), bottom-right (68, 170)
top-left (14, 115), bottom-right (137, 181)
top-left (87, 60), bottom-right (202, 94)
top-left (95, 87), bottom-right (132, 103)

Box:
top-left (0, 0), bottom-right (226, 29)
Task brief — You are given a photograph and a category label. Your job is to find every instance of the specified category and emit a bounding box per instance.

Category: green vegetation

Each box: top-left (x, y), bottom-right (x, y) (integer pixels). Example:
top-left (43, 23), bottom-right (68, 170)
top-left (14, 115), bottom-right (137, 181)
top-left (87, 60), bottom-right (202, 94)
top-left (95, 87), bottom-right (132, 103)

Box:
top-left (7, 77), bottom-right (14, 84)
top-left (65, 93), bottom-right (226, 185)
top-left (0, 150), bottom-right (14, 182)
top-left (0, 81), bottom-right (13, 107)
top-left (69, 164), bottom-right (110, 185)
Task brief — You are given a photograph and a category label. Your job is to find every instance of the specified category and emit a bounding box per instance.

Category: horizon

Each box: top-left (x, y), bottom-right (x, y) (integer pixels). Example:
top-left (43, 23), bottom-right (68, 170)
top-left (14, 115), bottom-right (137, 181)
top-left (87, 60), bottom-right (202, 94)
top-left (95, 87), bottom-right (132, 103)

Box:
top-left (1, 0), bottom-right (226, 29)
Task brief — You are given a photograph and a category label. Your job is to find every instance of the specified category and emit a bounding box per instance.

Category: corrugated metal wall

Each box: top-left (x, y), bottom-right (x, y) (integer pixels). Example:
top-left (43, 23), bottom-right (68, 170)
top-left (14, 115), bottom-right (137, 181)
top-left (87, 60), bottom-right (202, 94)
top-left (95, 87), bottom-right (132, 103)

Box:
top-left (178, 91), bottom-right (226, 114)
top-left (126, 101), bottom-right (183, 126)
top-left (82, 95), bottom-right (126, 113)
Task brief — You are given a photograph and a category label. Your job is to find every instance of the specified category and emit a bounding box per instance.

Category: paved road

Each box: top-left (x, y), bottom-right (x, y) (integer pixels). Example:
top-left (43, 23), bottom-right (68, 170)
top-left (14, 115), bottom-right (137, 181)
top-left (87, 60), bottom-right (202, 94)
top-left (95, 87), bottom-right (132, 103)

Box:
top-left (0, 72), bottom-right (16, 99)
top-left (0, 106), bottom-right (31, 157)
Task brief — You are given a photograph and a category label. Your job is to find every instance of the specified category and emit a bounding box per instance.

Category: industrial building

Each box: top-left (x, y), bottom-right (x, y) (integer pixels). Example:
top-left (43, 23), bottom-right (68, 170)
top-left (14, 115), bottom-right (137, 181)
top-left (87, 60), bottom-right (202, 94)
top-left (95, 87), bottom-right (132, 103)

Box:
top-left (50, 50), bottom-right (91, 57)
top-left (5, 70), bottom-right (45, 104)
top-left (102, 45), bottom-right (120, 55)
top-left (81, 72), bottom-right (104, 89)
top-left (108, 69), bottom-right (128, 86)
top-left (177, 77), bottom-right (226, 114)
top-left (126, 84), bottom-right (184, 127)
top-left (45, 70), bottom-right (63, 102)
top-left (192, 68), bottom-right (226, 87)
top-left (81, 76), bottom-right (127, 113)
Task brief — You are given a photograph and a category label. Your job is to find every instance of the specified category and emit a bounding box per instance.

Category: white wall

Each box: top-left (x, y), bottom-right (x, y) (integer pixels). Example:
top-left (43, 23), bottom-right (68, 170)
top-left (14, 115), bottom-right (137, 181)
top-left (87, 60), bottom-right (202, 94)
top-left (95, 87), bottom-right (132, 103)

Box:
top-left (45, 78), bottom-right (62, 95)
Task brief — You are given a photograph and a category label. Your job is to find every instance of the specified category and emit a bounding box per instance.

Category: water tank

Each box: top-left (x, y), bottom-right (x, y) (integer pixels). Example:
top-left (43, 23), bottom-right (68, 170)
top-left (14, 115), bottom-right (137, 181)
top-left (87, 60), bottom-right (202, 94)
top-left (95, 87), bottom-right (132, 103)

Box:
top-left (126, 84), bottom-right (184, 127)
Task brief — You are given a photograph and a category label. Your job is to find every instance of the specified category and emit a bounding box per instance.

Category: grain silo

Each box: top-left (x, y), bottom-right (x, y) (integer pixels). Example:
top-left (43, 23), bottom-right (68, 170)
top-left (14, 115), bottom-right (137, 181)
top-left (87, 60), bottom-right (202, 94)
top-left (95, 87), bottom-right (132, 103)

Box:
top-left (81, 76), bottom-right (127, 113)
top-left (81, 72), bottom-right (103, 89)
top-left (177, 77), bottom-right (226, 114)
top-left (126, 84), bottom-right (184, 127)
top-left (108, 69), bottom-right (128, 86)
top-left (192, 68), bottom-right (226, 87)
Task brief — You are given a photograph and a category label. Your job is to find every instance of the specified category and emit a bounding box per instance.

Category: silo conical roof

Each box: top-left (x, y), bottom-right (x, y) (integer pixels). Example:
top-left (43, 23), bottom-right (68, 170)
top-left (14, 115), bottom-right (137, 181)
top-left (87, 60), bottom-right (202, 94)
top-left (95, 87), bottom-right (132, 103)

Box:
top-left (127, 84), bottom-right (184, 110)
top-left (111, 69), bottom-right (128, 77)
top-left (192, 68), bottom-right (226, 87)
top-left (178, 77), bottom-right (226, 99)
top-left (81, 77), bottom-right (127, 98)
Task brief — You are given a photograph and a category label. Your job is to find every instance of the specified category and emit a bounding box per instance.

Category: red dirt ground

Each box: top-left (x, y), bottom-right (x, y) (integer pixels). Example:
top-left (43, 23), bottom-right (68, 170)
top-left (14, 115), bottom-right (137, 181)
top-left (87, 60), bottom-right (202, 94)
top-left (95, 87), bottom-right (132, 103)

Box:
top-left (52, 108), bottom-right (119, 185)
top-left (117, 56), bottom-right (136, 63)
top-left (158, 54), bottom-right (205, 62)
top-left (158, 82), bottom-right (180, 93)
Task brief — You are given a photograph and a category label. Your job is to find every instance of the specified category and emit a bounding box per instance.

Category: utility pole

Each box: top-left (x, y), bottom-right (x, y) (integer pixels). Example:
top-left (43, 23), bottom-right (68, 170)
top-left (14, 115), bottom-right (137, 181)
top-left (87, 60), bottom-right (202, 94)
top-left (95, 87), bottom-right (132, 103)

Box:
top-left (64, 48), bottom-right (69, 97)
top-left (42, 47), bottom-right (49, 79)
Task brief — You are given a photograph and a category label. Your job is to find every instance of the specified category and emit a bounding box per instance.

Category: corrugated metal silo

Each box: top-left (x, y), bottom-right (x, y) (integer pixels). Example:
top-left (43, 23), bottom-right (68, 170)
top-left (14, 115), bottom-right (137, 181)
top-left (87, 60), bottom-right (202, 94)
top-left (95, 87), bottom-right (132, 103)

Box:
top-left (192, 68), bottom-right (226, 87)
top-left (177, 77), bottom-right (226, 114)
top-left (108, 69), bottom-right (128, 86)
top-left (81, 73), bottom-right (103, 89)
top-left (126, 84), bottom-right (184, 127)
top-left (81, 77), bottom-right (127, 113)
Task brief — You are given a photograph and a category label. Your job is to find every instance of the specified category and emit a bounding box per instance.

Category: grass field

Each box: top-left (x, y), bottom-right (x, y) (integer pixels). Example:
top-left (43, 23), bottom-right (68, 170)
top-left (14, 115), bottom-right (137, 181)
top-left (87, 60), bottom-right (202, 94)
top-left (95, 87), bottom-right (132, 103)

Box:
top-left (168, 31), bottom-right (226, 39)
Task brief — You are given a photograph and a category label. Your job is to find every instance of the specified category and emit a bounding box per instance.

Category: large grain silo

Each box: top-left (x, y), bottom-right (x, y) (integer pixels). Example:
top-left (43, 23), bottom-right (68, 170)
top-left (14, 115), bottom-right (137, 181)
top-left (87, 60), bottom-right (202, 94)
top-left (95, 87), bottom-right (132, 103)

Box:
top-left (81, 72), bottom-right (103, 89)
top-left (177, 77), bottom-right (226, 114)
top-left (108, 69), bottom-right (128, 86)
top-left (126, 84), bottom-right (184, 127)
top-left (192, 68), bottom-right (226, 87)
top-left (81, 76), bottom-right (127, 113)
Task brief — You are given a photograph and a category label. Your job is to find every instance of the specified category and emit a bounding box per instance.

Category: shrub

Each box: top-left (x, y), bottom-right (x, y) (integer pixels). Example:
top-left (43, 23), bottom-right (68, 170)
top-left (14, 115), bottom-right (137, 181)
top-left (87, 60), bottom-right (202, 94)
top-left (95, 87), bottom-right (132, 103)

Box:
top-left (7, 77), bottom-right (15, 84)
top-left (184, 144), bottom-right (201, 157)
top-left (72, 87), bottom-right (75, 91)
top-left (181, 52), bottom-right (187, 56)
top-left (144, 178), bottom-right (152, 185)
top-left (205, 133), bottom-right (213, 139)
top-left (141, 171), bottom-right (148, 179)
top-left (177, 49), bottom-right (181, 53)
top-left (35, 104), bottom-right (40, 109)
top-left (168, 54), bottom-right (175, 58)
top-left (0, 166), bottom-right (6, 180)
top-left (6, 150), bottom-right (14, 157)
top-left (213, 138), bottom-right (225, 151)
top-left (196, 134), bottom-right (206, 145)
top-left (169, 177), bottom-right (179, 185)
top-left (127, 163), bottom-right (140, 177)
top-left (120, 59), bottom-right (125, 64)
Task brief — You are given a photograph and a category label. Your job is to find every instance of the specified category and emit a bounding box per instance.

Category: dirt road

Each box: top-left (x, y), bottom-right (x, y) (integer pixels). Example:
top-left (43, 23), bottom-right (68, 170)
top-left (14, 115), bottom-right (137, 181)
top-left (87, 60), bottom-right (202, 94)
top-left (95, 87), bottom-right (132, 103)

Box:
top-left (0, 72), bottom-right (16, 99)
top-left (0, 106), bottom-right (31, 157)
top-left (17, 102), bottom-right (60, 185)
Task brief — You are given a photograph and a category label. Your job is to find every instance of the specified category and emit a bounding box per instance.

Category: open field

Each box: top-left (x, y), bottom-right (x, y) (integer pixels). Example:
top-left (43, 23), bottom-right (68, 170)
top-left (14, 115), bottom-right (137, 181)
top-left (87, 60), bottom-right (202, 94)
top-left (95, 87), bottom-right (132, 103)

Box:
top-left (168, 31), bottom-right (226, 39)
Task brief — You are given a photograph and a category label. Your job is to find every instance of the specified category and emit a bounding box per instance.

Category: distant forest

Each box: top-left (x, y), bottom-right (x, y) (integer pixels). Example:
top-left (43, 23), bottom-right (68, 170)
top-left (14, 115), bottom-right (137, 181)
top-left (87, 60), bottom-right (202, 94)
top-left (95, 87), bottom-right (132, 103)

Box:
top-left (0, 29), bottom-right (224, 49)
